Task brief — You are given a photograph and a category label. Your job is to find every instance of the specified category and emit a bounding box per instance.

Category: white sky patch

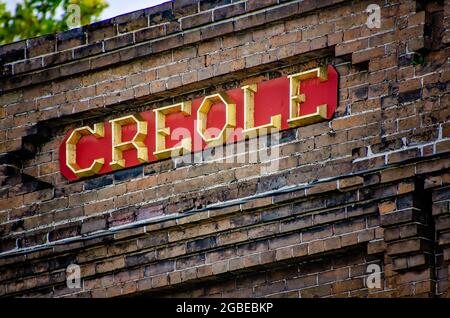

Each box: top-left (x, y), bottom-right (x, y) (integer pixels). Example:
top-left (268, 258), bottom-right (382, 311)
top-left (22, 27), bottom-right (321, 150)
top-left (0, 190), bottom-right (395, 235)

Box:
top-left (3, 0), bottom-right (169, 21)
top-left (100, 0), bottom-right (169, 20)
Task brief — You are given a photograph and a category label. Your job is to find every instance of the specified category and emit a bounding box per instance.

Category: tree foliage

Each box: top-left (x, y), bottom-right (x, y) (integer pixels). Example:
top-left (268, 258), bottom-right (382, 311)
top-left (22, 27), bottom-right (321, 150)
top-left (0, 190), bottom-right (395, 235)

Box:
top-left (0, 0), bottom-right (108, 45)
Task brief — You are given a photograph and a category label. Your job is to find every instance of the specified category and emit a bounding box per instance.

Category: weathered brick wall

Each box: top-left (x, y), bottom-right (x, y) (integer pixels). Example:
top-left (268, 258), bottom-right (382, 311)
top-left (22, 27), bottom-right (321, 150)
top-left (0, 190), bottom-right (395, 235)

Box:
top-left (0, 0), bottom-right (448, 297)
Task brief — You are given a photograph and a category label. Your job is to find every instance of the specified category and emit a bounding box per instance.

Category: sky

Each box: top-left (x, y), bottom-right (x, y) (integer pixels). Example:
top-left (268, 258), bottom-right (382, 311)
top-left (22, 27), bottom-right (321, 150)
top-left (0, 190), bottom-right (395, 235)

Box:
top-left (4, 0), bottom-right (168, 21)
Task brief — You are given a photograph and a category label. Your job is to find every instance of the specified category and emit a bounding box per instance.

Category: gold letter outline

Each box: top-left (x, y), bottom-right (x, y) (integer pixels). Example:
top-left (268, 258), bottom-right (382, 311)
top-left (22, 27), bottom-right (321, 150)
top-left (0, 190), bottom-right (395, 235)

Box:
top-left (242, 84), bottom-right (281, 139)
top-left (109, 114), bottom-right (148, 170)
top-left (153, 101), bottom-right (192, 160)
top-left (66, 123), bottom-right (105, 178)
top-left (197, 93), bottom-right (236, 148)
top-left (287, 66), bottom-right (328, 127)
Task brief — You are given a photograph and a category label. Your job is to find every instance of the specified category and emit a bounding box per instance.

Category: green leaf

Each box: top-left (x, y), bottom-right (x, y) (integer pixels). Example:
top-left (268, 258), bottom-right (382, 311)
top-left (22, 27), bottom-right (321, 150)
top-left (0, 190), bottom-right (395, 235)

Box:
top-left (0, 0), bottom-right (108, 45)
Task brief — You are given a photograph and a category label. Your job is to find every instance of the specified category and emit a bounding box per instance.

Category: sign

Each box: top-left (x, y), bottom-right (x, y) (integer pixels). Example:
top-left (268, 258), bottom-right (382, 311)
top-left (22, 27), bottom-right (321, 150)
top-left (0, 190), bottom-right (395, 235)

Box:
top-left (60, 65), bottom-right (339, 181)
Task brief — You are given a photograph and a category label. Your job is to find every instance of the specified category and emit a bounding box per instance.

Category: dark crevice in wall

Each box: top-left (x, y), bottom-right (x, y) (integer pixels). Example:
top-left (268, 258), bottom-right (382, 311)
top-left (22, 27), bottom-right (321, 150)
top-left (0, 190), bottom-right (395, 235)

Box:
top-left (0, 163), bottom-right (53, 194)
top-left (414, 0), bottom-right (446, 63)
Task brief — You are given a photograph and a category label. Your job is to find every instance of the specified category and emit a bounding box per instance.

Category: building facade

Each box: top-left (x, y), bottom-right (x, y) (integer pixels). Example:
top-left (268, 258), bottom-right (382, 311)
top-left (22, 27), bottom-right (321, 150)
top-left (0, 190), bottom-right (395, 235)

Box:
top-left (0, 0), bottom-right (449, 298)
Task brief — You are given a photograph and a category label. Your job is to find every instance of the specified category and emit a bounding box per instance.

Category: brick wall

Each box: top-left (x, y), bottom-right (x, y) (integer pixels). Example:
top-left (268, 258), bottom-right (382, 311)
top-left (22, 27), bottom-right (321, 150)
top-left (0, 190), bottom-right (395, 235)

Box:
top-left (0, 0), bottom-right (449, 297)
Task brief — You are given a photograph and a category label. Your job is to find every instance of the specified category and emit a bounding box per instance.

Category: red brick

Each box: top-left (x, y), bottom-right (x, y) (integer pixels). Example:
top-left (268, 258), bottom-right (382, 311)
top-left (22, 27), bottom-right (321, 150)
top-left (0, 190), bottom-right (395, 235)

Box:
top-left (335, 39), bottom-right (368, 56)
top-left (182, 11), bottom-right (212, 29)
top-left (338, 176), bottom-right (363, 190)
top-left (378, 200), bottom-right (397, 215)
top-left (352, 47), bottom-right (385, 64)
top-left (214, 3), bottom-right (245, 21)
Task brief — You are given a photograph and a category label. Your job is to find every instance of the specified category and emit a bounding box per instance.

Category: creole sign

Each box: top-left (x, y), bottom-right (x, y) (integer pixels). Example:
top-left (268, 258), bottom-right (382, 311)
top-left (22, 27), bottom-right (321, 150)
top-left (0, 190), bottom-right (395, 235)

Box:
top-left (60, 65), bottom-right (339, 181)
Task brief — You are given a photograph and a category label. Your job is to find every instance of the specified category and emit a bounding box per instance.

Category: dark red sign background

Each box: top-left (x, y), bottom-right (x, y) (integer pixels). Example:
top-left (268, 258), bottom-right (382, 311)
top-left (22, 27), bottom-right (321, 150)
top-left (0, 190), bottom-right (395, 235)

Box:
top-left (60, 65), bottom-right (338, 181)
